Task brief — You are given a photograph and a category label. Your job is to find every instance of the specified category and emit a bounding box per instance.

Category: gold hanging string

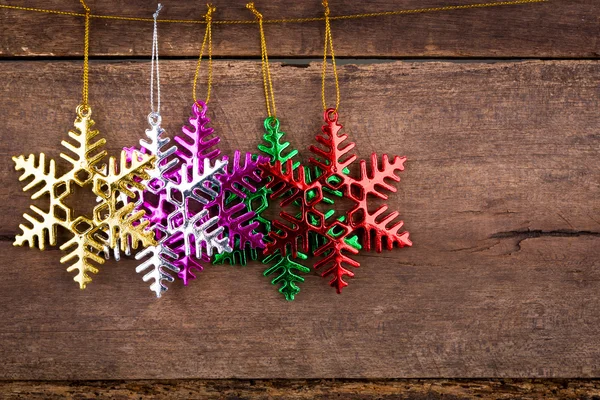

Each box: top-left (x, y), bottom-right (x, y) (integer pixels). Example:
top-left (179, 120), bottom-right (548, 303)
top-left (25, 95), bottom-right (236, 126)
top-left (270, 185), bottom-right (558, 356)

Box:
top-left (0, 1), bottom-right (548, 25)
top-left (192, 4), bottom-right (215, 104)
top-left (321, 0), bottom-right (339, 112)
top-left (80, 0), bottom-right (91, 112)
top-left (247, 3), bottom-right (276, 118)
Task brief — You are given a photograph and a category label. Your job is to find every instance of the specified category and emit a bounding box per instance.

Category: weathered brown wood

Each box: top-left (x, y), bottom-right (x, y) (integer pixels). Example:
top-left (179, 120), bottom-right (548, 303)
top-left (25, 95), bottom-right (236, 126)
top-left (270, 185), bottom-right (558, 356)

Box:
top-left (0, 60), bottom-right (598, 380)
top-left (0, 0), bottom-right (597, 58)
top-left (2, 379), bottom-right (600, 399)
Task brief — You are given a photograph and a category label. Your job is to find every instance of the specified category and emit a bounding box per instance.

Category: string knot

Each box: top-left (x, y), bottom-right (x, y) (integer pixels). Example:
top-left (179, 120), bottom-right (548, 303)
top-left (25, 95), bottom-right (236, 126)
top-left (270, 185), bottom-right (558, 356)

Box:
top-left (205, 4), bottom-right (216, 22)
top-left (153, 3), bottom-right (163, 20)
top-left (246, 2), bottom-right (263, 20)
top-left (322, 0), bottom-right (330, 16)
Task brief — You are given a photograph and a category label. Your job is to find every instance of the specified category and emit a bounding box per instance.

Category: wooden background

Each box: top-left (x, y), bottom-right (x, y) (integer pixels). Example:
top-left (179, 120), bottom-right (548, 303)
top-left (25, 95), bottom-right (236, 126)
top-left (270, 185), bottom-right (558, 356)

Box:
top-left (0, 0), bottom-right (599, 398)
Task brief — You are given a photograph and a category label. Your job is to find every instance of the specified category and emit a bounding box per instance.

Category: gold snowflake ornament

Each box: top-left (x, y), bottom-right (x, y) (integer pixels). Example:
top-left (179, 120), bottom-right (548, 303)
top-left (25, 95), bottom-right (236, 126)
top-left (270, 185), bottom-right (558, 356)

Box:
top-left (13, 105), bottom-right (157, 288)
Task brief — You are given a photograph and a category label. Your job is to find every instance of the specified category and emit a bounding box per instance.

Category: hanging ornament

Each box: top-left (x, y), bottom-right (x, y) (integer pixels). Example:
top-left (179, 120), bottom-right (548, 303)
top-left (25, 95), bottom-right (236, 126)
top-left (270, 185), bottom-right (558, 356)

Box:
top-left (171, 4), bottom-right (267, 286)
top-left (259, 0), bottom-right (412, 293)
top-left (212, 3), bottom-right (361, 301)
top-left (12, 0), bottom-right (157, 289)
top-left (115, 4), bottom-right (182, 297)
top-left (127, 4), bottom-right (266, 296)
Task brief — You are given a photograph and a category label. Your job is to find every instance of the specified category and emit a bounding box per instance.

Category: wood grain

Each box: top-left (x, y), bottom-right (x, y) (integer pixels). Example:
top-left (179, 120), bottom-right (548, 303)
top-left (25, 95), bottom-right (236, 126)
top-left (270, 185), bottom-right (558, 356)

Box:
top-left (0, 0), bottom-right (597, 58)
top-left (2, 379), bottom-right (600, 399)
top-left (0, 60), bottom-right (598, 380)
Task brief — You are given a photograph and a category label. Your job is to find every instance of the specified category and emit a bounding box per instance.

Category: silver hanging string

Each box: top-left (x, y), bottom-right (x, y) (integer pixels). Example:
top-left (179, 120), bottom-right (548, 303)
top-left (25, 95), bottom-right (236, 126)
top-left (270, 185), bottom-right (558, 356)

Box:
top-left (150, 3), bottom-right (163, 117)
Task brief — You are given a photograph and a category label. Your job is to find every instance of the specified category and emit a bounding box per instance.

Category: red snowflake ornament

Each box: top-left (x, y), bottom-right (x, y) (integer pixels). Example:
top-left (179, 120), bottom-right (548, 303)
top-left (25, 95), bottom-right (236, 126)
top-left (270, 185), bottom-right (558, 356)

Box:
top-left (261, 109), bottom-right (412, 293)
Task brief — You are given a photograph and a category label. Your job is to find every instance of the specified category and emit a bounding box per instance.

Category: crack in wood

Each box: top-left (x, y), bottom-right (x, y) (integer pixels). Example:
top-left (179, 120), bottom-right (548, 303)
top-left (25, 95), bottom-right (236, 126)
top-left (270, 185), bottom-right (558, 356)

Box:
top-left (490, 229), bottom-right (600, 253)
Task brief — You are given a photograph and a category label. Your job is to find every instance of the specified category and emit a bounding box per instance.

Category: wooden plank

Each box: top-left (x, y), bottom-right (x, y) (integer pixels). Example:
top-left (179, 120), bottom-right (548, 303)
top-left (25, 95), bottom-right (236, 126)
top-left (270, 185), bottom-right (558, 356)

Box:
top-left (0, 0), bottom-right (597, 58)
top-left (2, 379), bottom-right (600, 399)
top-left (0, 60), bottom-right (599, 380)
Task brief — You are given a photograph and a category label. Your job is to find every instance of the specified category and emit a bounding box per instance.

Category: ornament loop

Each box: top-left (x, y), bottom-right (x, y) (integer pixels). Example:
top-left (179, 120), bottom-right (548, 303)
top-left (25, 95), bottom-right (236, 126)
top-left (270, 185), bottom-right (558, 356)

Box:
top-left (77, 104), bottom-right (92, 118)
top-left (148, 112), bottom-right (162, 127)
top-left (264, 116), bottom-right (279, 131)
top-left (194, 99), bottom-right (208, 115)
top-left (324, 107), bottom-right (338, 123)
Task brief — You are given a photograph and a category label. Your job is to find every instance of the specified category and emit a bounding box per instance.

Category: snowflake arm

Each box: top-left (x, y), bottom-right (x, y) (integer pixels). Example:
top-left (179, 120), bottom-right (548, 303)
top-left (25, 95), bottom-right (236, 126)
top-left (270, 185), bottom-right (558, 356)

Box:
top-left (93, 149), bottom-right (156, 201)
top-left (257, 117), bottom-right (300, 167)
top-left (348, 154), bottom-right (412, 252)
top-left (308, 110), bottom-right (357, 179)
top-left (172, 101), bottom-right (220, 174)
top-left (60, 112), bottom-right (107, 185)
top-left (313, 236), bottom-right (360, 293)
top-left (263, 252), bottom-right (310, 301)
top-left (135, 239), bottom-right (180, 298)
top-left (138, 118), bottom-right (180, 192)
top-left (59, 218), bottom-right (106, 289)
top-left (165, 157), bottom-right (226, 207)
top-left (12, 154), bottom-right (72, 249)
top-left (13, 153), bottom-right (58, 199)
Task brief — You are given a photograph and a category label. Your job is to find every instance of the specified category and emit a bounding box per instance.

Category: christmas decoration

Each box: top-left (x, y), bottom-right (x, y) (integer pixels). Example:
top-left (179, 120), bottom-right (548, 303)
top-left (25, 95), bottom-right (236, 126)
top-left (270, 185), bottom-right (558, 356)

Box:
top-left (214, 117), bottom-right (305, 299)
top-left (135, 227), bottom-right (179, 297)
top-left (127, 112), bottom-right (182, 297)
top-left (215, 117), bottom-right (362, 300)
top-left (215, 3), bottom-right (364, 300)
top-left (128, 100), bottom-right (267, 294)
top-left (170, 101), bottom-right (267, 284)
top-left (260, 109), bottom-right (412, 293)
top-left (258, 0), bottom-right (412, 294)
top-left (13, 1), bottom-right (157, 289)
top-left (13, 106), bottom-right (156, 288)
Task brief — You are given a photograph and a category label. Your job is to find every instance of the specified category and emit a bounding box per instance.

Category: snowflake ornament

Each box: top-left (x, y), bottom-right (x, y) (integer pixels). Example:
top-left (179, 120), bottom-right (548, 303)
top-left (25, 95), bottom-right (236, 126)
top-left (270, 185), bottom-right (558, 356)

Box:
top-left (13, 106), bottom-right (157, 288)
top-left (118, 112), bottom-right (183, 297)
top-left (260, 109), bottom-right (412, 293)
top-left (214, 117), bottom-right (361, 300)
top-left (127, 101), bottom-right (267, 296)
top-left (164, 157), bottom-right (231, 259)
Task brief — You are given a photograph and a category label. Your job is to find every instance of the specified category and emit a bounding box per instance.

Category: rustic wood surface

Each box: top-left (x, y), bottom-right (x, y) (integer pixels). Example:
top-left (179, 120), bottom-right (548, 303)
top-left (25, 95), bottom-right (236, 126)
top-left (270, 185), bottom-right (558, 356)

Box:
top-left (0, 0), bottom-right (599, 396)
top-left (0, 60), bottom-right (598, 381)
top-left (2, 379), bottom-right (600, 399)
top-left (0, 0), bottom-right (597, 58)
